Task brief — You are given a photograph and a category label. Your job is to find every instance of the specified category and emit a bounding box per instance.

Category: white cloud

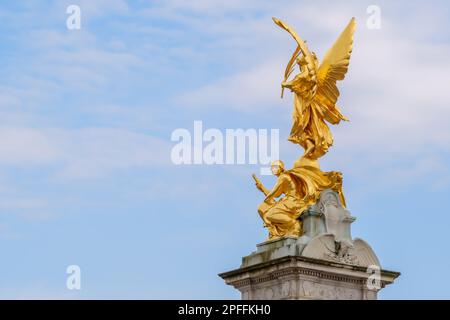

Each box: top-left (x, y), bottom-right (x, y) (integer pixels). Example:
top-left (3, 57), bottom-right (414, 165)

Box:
top-left (58, 0), bottom-right (130, 18)
top-left (53, 127), bottom-right (171, 180)
top-left (177, 61), bottom-right (284, 112)
top-left (0, 127), bottom-right (171, 180)
top-left (24, 30), bottom-right (143, 91)
top-left (0, 128), bottom-right (61, 165)
top-left (0, 197), bottom-right (47, 211)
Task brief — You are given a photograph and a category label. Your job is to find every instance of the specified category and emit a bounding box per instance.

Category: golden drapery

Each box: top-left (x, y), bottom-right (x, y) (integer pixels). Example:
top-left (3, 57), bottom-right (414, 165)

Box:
top-left (258, 166), bottom-right (345, 240)
top-left (254, 17), bottom-right (355, 240)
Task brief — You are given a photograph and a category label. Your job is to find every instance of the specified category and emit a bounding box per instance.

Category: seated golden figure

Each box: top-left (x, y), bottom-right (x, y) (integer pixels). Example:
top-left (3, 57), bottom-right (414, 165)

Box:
top-left (254, 160), bottom-right (345, 240)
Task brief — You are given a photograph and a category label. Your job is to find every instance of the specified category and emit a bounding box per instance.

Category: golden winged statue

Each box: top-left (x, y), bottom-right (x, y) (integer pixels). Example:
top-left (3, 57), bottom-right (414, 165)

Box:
top-left (274, 17), bottom-right (355, 164)
top-left (253, 18), bottom-right (355, 240)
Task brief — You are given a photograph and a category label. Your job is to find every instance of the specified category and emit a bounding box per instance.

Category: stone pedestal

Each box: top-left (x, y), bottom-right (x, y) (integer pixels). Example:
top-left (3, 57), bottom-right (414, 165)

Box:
top-left (219, 190), bottom-right (400, 300)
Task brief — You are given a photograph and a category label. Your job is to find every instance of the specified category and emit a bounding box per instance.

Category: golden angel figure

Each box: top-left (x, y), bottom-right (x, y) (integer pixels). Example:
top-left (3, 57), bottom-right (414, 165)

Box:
top-left (274, 17), bottom-right (355, 162)
top-left (252, 18), bottom-right (355, 240)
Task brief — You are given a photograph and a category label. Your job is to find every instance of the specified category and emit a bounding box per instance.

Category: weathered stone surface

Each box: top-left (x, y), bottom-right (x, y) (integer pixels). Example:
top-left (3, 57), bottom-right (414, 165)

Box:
top-left (220, 255), bottom-right (399, 300)
top-left (220, 190), bottom-right (400, 300)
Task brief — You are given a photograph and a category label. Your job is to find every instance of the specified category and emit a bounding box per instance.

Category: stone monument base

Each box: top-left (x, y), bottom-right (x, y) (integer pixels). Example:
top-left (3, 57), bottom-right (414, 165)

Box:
top-left (219, 190), bottom-right (400, 300)
top-left (219, 238), bottom-right (399, 300)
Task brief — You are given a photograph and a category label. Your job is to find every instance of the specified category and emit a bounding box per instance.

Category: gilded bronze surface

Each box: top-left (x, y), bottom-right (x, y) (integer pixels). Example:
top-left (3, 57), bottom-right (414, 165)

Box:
top-left (254, 18), bottom-right (355, 240)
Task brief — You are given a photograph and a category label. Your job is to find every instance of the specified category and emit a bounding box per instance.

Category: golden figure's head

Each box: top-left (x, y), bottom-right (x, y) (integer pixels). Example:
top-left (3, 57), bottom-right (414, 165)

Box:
top-left (297, 53), bottom-right (318, 72)
top-left (271, 160), bottom-right (285, 176)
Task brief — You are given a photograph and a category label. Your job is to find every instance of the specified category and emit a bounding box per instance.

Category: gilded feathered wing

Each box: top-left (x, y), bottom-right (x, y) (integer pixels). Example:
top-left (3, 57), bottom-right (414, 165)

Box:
top-left (313, 18), bottom-right (356, 124)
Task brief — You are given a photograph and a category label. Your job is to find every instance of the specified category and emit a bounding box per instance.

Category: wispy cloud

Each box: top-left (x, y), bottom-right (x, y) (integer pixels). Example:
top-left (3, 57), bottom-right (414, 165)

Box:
top-left (0, 127), bottom-right (171, 179)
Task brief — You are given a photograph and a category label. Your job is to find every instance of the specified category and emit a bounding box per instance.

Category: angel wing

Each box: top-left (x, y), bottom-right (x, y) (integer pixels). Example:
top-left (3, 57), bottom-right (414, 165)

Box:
top-left (314, 18), bottom-right (356, 124)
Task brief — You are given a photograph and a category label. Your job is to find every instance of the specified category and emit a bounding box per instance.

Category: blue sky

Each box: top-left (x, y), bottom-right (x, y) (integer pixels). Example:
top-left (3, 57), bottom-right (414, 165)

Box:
top-left (0, 0), bottom-right (449, 299)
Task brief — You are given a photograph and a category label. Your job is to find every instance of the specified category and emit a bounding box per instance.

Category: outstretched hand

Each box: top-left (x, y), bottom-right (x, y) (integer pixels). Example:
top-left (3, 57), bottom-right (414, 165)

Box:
top-left (252, 174), bottom-right (264, 192)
